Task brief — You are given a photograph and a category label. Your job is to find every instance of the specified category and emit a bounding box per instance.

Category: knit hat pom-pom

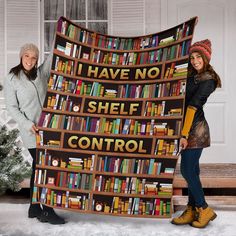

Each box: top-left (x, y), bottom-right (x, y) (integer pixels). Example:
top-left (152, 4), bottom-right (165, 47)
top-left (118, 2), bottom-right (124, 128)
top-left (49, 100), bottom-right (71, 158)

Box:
top-left (189, 39), bottom-right (212, 62)
top-left (19, 43), bottom-right (39, 60)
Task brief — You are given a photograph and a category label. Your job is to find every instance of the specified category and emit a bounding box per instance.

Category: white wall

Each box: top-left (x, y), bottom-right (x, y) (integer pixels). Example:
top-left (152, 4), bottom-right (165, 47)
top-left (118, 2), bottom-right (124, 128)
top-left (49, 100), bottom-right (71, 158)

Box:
top-left (0, 0), bottom-right (40, 161)
top-left (159, 0), bottom-right (236, 163)
top-left (0, 0), bottom-right (40, 97)
top-left (1, 0), bottom-right (235, 163)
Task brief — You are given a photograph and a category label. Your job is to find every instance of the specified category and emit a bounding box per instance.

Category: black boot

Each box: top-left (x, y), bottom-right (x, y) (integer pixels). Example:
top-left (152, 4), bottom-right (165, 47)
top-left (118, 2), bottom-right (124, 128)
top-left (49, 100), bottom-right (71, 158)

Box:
top-left (28, 203), bottom-right (42, 218)
top-left (38, 206), bottom-right (65, 224)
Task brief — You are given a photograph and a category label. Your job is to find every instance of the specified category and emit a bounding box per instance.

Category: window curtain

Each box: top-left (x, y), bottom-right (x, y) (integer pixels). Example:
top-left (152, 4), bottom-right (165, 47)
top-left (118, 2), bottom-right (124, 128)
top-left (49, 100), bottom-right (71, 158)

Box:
top-left (66, 0), bottom-right (85, 20)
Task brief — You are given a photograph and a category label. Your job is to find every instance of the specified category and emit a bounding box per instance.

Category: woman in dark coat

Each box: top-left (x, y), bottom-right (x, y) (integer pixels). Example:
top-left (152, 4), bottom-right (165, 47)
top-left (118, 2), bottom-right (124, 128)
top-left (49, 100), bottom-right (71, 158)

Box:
top-left (171, 39), bottom-right (221, 228)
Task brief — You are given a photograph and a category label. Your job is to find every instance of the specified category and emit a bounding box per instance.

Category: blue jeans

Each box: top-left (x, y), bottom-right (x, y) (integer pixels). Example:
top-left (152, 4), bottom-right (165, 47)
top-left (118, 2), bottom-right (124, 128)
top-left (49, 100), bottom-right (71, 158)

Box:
top-left (180, 148), bottom-right (208, 208)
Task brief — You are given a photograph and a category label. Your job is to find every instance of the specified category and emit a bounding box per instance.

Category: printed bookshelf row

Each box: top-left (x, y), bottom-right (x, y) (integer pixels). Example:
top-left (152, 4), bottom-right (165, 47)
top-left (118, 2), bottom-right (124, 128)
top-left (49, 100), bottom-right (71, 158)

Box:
top-left (144, 101), bottom-right (182, 117)
top-left (94, 176), bottom-right (173, 196)
top-left (38, 113), bottom-right (182, 137)
top-left (96, 156), bottom-right (176, 176)
top-left (35, 169), bottom-right (92, 190)
top-left (55, 37), bottom-right (191, 65)
top-left (53, 55), bottom-right (75, 75)
top-left (48, 73), bottom-right (187, 99)
top-left (37, 150), bottom-right (178, 173)
top-left (44, 92), bottom-right (183, 116)
top-left (52, 53), bottom-right (188, 81)
top-left (35, 166), bottom-right (172, 197)
top-left (33, 186), bottom-right (89, 210)
top-left (93, 196), bottom-right (171, 216)
top-left (37, 151), bottom-right (176, 177)
top-left (34, 185), bottom-right (171, 216)
top-left (90, 43), bottom-right (190, 65)
top-left (37, 151), bottom-right (95, 170)
top-left (57, 16), bottom-right (195, 51)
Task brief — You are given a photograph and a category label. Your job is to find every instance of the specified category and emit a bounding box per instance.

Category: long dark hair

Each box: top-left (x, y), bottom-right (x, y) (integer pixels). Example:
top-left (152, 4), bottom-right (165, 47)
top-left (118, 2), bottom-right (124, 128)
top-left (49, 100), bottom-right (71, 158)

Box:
top-left (188, 53), bottom-right (221, 88)
top-left (9, 60), bottom-right (37, 80)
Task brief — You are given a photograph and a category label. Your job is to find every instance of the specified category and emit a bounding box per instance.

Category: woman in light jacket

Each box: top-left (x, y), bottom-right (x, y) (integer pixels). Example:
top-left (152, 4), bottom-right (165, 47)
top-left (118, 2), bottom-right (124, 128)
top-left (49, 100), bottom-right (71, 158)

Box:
top-left (4, 43), bottom-right (65, 225)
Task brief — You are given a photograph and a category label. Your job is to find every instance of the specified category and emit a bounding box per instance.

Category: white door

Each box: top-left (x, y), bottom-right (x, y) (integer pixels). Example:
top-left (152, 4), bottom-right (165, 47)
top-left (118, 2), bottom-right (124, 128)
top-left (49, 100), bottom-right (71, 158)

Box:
top-left (161, 0), bottom-right (236, 163)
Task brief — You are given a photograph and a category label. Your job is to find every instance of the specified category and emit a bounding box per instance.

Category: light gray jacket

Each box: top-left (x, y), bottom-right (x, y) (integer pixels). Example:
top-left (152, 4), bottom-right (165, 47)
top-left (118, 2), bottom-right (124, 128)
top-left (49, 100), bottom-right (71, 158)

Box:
top-left (4, 55), bottom-right (52, 148)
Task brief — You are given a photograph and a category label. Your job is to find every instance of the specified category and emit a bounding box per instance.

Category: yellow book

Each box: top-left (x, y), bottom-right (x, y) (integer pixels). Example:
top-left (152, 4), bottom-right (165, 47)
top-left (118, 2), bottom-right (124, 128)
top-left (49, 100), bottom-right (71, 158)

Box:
top-left (163, 202), bottom-right (167, 216)
top-left (124, 201), bottom-right (129, 214)
top-left (137, 123), bottom-right (141, 135)
top-left (129, 119), bottom-right (135, 135)
top-left (46, 190), bottom-right (51, 205)
top-left (84, 158), bottom-right (87, 170)
top-left (105, 180), bottom-right (109, 192)
top-left (61, 100), bottom-right (66, 111)
top-left (100, 86), bottom-right (104, 97)
top-left (165, 144), bottom-right (170, 156)
top-left (62, 193), bottom-right (66, 207)
top-left (121, 201), bottom-right (125, 214)
top-left (142, 202), bottom-right (146, 215)
top-left (113, 197), bottom-right (119, 213)
top-left (169, 143), bottom-right (175, 155)
top-left (48, 76), bottom-right (54, 89)
top-left (164, 67), bottom-right (170, 79)
top-left (108, 122), bottom-right (113, 134)
top-left (36, 133), bottom-right (41, 146)
top-left (50, 96), bottom-right (56, 108)
top-left (48, 140), bottom-right (60, 146)
top-left (57, 60), bottom-right (62, 71)
top-left (157, 104), bottom-right (162, 116)
top-left (146, 122), bottom-right (151, 135)
top-left (147, 102), bottom-right (152, 116)
top-left (104, 205), bottom-right (110, 213)
top-left (154, 105), bottom-right (158, 116)
top-left (87, 158), bottom-right (92, 170)
top-left (47, 96), bottom-right (51, 108)
top-left (158, 139), bottom-right (164, 155)
top-left (167, 128), bottom-right (174, 136)
top-left (41, 154), bottom-right (45, 166)
top-left (153, 163), bottom-right (157, 175)
top-left (54, 194), bottom-right (57, 206)
top-left (110, 177), bottom-right (115, 192)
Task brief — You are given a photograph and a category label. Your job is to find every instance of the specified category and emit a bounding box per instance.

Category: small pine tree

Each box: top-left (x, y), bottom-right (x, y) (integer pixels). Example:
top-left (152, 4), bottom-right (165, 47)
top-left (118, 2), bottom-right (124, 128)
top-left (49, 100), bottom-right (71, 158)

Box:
top-left (0, 126), bottom-right (31, 195)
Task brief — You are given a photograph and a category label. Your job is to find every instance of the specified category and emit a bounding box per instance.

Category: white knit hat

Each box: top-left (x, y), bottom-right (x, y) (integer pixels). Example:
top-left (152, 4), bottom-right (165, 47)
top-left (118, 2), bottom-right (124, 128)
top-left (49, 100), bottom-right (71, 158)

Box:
top-left (19, 43), bottom-right (39, 59)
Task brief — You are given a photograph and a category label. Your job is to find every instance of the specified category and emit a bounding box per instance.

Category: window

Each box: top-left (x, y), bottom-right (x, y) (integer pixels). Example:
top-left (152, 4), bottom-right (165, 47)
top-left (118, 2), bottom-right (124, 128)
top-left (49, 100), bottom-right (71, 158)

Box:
top-left (42, 0), bottom-right (108, 56)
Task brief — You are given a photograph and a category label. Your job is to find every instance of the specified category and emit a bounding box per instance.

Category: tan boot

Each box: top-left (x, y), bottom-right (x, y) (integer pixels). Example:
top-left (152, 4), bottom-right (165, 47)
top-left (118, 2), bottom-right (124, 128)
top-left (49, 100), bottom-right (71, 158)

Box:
top-left (191, 207), bottom-right (217, 228)
top-left (171, 205), bottom-right (196, 225)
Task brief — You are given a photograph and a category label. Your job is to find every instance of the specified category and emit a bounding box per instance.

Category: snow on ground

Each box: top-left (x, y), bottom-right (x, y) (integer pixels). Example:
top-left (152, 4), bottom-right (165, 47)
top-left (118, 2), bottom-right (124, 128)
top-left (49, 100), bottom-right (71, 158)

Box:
top-left (0, 204), bottom-right (236, 236)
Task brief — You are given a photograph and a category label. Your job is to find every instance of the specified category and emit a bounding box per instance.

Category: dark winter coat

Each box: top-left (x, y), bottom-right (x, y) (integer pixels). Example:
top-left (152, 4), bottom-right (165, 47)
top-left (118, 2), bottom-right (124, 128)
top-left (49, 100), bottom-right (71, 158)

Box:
top-left (185, 71), bottom-right (218, 149)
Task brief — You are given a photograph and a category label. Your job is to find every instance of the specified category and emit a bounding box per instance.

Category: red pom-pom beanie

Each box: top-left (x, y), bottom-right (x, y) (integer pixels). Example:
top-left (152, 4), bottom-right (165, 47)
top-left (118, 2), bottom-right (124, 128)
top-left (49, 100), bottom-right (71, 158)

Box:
top-left (189, 39), bottom-right (212, 62)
